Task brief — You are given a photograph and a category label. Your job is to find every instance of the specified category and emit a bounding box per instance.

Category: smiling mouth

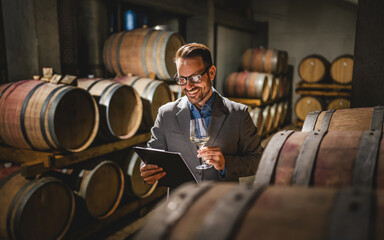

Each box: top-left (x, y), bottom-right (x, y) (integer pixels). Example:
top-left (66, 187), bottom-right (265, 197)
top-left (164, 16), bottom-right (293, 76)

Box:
top-left (187, 88), bottom-right (200, 95)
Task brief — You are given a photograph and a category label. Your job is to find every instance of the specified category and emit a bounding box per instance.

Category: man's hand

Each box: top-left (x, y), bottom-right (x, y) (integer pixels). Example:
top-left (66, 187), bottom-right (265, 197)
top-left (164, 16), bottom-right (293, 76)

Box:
top-left (197, 146), bottom-right (225, 170)
top-left (140, 164), bottom-right (166, 185)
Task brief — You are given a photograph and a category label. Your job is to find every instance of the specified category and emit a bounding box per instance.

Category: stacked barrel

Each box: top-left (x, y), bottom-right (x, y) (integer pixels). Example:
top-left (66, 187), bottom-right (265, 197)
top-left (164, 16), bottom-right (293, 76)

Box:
top-left (0, 26), bottom-right (183, 239)
top-left (134, 106), bottom-right (384, 240)
top-left (295, 54), bottom-right (353, 124)
top-left (223, 47), bottom-right (291, 137)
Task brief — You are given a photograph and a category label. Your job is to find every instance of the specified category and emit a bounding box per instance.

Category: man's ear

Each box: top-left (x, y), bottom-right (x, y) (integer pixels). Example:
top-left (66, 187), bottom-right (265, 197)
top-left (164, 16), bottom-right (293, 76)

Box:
top-left (209, 65), bottom-right (217, 80)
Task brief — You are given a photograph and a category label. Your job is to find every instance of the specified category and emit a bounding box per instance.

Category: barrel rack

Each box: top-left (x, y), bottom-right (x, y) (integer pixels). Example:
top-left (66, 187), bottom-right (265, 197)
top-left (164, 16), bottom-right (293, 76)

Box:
top-left (0, 132), bottom-right (151, 178)
top-left (295, 82), bottom-right (351, 97)
top-left (228, 97), bottom-right (291, 139)
top-left (294, 82), bottom-right (352, 127)
top-left (0, 132), bottom-right (168, 239)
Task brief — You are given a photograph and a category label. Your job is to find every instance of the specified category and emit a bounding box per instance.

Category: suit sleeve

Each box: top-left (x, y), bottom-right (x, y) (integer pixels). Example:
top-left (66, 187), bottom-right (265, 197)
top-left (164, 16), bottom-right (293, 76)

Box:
top-left (147, 107), bottom-right (167, 150)
top-left (223, 107), bottom-right (263, 181)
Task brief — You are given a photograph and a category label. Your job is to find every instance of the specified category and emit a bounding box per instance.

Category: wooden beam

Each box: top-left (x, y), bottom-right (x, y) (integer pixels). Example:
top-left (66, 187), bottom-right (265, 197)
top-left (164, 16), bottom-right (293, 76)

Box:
top-left (296, 82), bottom-right (352, 90)
top-left (0, 132), bottom-right (151, 177)
top-left (295, 90), bottom-right (351, 97)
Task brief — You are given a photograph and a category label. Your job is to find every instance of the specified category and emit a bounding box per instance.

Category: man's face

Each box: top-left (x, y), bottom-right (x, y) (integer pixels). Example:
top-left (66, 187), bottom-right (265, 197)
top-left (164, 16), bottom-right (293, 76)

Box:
top-left (176, 56), bottom-right (216, 107)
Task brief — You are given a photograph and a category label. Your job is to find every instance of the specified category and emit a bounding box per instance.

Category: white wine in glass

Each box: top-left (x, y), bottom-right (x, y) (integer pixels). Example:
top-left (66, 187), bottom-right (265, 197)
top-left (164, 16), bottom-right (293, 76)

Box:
top-left (190, 118), bottom-right (212, 170)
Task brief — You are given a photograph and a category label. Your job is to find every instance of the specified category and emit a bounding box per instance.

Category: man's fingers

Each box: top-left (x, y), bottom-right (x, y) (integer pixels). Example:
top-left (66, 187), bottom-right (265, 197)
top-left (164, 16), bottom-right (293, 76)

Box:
top-left (197, 151), bottom-right (220, 159)
top-left (141, 167), bottom-right (164, 178)
top-left (144, 171), bottom-right (166, 184)
top-left (141, 164), bottom-right (160, 171)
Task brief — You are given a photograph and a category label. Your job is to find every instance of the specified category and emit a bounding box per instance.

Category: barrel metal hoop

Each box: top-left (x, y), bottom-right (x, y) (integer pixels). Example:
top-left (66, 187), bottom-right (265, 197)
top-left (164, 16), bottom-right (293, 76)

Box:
top-left (261, 48), bottom-right (267, 72)
top-left (99, 82), bottom-right (119, 104)
top-left (129, 76), bottom-right (142, 88)
top-left (370, 105), bottom-right (384, 131)
top-left (0, 81), bottom-right (27, 144)
top-left (99, 83), bottom-right (122, 139)
top-left (254, 130), bottom-right (295, 186)
top-left (152, 31), bottom-right (166, 79)
top-left (79, 161), bottom-right (124, 219)
top-left (302, 110), bottom-right (322, 132)
top-left (351, 129), bottom-right (382, 187)
top-left (20, 82), bottom-right (47, 149)
top-left (145, 80), bottom-right (162, 103)
top-left (136, 182), bottom-right (214, 240)
top-left (320, 109), bottom-right (336, 131)
top-left (195, 184), bottom-right (267, 240)
top-left (291, 130), bottom-right (328, 186)
top-left (7, 179), bottom-right (35, 240)
top-left (86, 79), bottom-right (105, 92)
top-left (143, 79), bottom-right (160, 101)
top-left (141, 29), bottom-right (156, 76)
top-left (40, 85), bottom-right (67, 149)
top-left (107, 33), bottom-right (119, 73)
top-left (116, 31), bottom-right (129, 76)
top-left (0, 170), bottom-right (21, 190)
top-left (127, 152), bottom-right (158, 198)
top-left (0, 81), bottom-right (17, 99)
top-left (160, 32), bottom-right (174, 79)
top-left (271, 50), bottom-right (278, 73)
top-left (48, 87), bottom-right (74, 150)
top-left (326, 187), bottom-right (373, 240)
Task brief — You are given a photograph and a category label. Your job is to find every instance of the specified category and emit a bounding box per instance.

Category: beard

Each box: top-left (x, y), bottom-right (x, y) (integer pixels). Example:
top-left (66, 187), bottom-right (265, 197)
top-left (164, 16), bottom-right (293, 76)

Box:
top-left (183, 80), bottom-right (212, 106)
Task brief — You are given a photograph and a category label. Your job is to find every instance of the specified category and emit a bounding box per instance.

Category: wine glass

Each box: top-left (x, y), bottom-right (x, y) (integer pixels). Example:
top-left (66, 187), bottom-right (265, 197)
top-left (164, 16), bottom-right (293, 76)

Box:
top-left (190, 118), bottom-right (212, 170)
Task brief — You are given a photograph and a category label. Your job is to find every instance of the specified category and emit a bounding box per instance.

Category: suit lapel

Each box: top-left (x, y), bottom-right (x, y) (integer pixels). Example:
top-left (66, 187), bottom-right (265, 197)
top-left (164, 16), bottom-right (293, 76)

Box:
top-left (176, 97), bottom-right (198, 159)
top-left (207, 93), bottom-right (229, 146)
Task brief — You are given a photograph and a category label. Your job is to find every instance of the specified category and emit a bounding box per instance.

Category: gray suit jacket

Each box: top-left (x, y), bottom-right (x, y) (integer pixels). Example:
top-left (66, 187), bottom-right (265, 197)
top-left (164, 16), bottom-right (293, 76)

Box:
top-left (147, 92), bottom-right (263, 182)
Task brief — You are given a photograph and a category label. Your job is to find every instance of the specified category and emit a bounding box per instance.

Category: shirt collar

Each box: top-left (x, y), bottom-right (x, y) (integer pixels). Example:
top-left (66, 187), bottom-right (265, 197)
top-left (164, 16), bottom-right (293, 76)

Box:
top-left (187, 88), bottom-right (216, 113)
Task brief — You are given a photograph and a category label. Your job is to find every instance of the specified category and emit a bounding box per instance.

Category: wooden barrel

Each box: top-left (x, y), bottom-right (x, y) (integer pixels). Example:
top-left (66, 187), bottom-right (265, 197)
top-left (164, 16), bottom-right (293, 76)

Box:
top-left (121, 150), bottom-right (158, 198)
top-left (298, 55), bottom-right (330, 83)
top-left (103, 28), bottom-right (185, 80)
top-left (241, 48), bottom-right (288, 74)
top-left (279, 101), bottom-right (289, 126)
top-left (0, 80), bottom-right (99, 152)
top-left (135, 182), bottom-right (384, 240)
top-left (295, 96), bottom-right (324, 121)
top-left (223, 72), bottom-right (270, 102)
top-left (262, 105), bottom-right (272, 135)
top-left (249, 107), bottom-right (263, 133)
top-left (0, 165), bottom-right (75, 240)
top-left (57, 161), bottom-right (124, 220)
top-left (275, 76), bottom-right (284, 99)
top-left (168, 84), bottom-right (184, 100)
top-left (77, 78), bottom-right (142, 140)
top-left (271, 103), bottom-right (282, 130)
top-left (327, 98), bottom-right (350, 110)
top-left (255, 130), bottom-right (384, 188)
top-left (330, 54), bottom-right (353, 84)
top-left (266, 74), bottom-right (277, 101)
top-left (114, 76), bottom-right (174, 130)
top-left (302, 107), bottom-right (383, 132)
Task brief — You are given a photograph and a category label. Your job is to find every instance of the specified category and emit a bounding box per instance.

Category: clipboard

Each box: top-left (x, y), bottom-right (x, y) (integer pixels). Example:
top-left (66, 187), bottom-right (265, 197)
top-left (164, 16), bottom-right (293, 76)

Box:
top-left (133, 146), bottom-right (198, 188)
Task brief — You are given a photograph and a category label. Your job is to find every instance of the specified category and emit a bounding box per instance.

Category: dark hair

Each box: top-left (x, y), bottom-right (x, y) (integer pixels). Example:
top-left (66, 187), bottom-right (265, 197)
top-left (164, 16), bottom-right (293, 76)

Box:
top-left (174, 43), bottom-right (213, 67)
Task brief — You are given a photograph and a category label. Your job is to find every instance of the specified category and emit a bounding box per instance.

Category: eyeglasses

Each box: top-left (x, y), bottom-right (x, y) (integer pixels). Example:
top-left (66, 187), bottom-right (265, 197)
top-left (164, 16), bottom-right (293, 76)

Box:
top-left (174, 66), bottom-right (211, 86)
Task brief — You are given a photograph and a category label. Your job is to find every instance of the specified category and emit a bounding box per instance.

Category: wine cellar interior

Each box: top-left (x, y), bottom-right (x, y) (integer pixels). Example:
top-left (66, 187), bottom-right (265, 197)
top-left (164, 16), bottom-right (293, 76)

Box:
top-left (1, 0), bottom-right (384, 239)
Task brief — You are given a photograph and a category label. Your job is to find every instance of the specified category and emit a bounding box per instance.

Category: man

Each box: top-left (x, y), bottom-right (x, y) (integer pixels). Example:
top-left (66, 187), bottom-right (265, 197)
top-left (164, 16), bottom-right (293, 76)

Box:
top-left (140, 43), bottom-right (263, 184)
